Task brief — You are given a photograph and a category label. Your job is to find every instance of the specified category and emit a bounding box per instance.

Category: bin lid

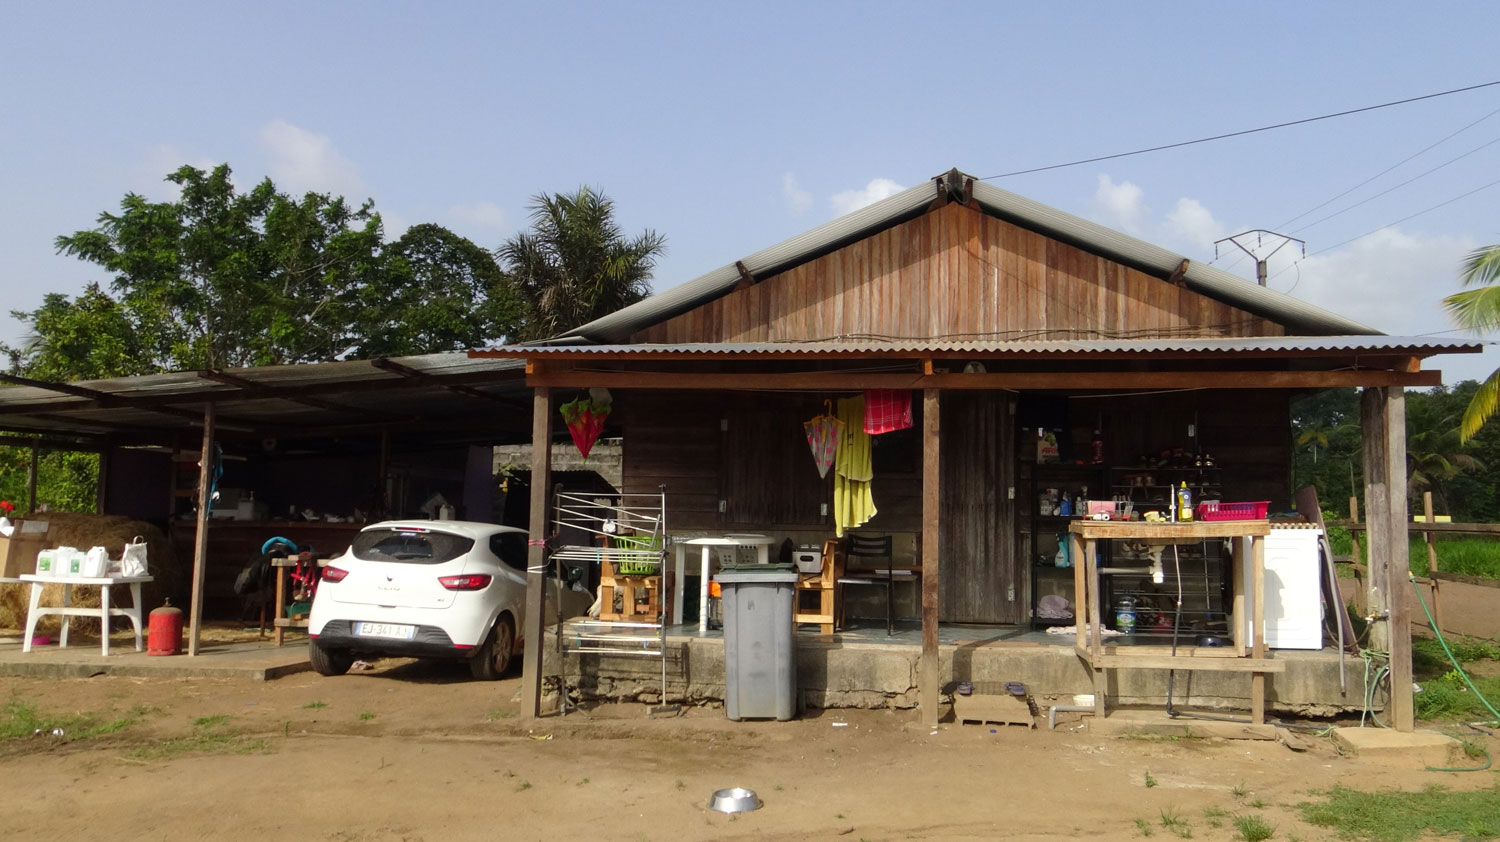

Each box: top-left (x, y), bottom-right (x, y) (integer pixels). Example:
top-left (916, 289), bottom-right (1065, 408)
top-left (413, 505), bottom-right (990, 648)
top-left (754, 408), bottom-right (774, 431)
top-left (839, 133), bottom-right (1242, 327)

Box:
top-left (720, 561), bottom-right (796, 573)
top-left (714, 565), bottom-right (798, 584)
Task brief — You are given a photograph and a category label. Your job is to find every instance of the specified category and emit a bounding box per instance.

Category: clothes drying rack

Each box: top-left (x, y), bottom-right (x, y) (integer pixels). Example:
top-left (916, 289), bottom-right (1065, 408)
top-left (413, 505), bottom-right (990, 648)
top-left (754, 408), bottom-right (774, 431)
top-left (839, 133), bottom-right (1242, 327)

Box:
top-left (549, 485), bottom-right (676, 716)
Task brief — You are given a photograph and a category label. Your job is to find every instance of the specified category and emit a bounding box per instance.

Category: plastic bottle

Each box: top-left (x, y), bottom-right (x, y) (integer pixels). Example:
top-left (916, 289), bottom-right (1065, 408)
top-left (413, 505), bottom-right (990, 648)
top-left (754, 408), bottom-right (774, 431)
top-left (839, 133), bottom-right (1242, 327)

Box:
top-left (1176, 481), bottom-right (1194, 522)
top-left (1092, 429), bottom-right (1104, 464)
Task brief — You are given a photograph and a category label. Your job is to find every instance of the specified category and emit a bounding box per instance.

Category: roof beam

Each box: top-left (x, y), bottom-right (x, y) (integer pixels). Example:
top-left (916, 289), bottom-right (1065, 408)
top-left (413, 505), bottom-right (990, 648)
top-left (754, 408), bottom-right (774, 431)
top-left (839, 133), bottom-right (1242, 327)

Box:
top-left (527, 369), bottom-right (1439, 391)
top-left (371, 358), bottom-right (528, 410)
top-left (199, 370), bottom-right (411, 420)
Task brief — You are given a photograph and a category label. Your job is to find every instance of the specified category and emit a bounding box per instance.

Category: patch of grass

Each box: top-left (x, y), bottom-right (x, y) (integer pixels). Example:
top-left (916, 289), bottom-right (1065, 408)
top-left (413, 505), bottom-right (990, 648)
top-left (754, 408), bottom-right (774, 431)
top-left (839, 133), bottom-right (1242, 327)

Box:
top-left (1134, 817), bottom-right (1155, 837)
top-left (577, 777), bottom-right (590, 785)
top-left (0, 698), bottom-right (137, 742)
top-left (504, 770), bottom-right (515, 778)
top-left (302, 700), bottom-right (328, 710)
top-left (1230, 782), bottom-right (1249, 799)
top-left (1248, 798), bottom-right (1267, 809)
top-left (357, 711), bottom-right (375, 722)
top-left (486, 709), bottom-right (515, 720)
top-left (674, 779), bottom-right (685, 791)
top-left (1299, 784), bottom-right (1500, 841)
top-left (1160, 808), bottom-right (1192, 838)
top-left (129, 716), bottom-right (266, 761)
top-left (1145, 771), bottom-right (1158, 788)
top-left (1203, 806), bottom-right (1229, 819)
top-left (1413, 670), bottom-right (1500, 722)
top-left (1233, 814), bottom-right (1274, 842)
top-left (516, 781), bottom-right (532, 792)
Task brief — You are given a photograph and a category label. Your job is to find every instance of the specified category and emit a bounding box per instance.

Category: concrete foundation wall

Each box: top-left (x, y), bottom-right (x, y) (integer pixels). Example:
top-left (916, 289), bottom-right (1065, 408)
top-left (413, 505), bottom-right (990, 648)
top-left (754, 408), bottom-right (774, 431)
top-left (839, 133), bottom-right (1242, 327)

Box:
top-left (543, 631), bottom-right (1367, 717)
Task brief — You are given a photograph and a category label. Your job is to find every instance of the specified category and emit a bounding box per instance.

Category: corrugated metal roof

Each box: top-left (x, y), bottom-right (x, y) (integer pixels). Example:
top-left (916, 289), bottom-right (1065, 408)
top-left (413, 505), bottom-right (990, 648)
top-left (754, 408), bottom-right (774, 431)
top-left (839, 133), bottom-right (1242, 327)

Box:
top-left (0, 353), bottom-right (528, 442)
top-left (543, 170), bottom-right (1378, 345)
top-left (494, 335), bottom-right (1484, 358)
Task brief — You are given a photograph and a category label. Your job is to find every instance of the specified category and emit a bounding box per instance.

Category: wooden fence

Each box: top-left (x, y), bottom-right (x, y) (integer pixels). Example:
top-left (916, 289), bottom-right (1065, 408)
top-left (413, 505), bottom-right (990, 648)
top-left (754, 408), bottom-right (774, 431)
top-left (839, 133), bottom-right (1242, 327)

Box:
top-left (1340, 492), bottom-right (1500, 640)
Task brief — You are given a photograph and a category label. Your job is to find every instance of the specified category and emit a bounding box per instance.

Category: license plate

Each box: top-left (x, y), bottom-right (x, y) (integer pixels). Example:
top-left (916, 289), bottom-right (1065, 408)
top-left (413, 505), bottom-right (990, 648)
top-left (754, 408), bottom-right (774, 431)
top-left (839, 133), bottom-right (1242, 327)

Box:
top-left (354, 622), bottom-right (416, 640)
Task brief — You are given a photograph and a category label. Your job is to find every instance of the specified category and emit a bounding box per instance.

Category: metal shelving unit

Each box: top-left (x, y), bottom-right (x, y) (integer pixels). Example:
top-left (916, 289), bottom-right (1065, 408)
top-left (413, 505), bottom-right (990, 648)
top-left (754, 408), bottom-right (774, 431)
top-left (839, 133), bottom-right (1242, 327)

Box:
top-left (548, 486), bottom-right (674, 715)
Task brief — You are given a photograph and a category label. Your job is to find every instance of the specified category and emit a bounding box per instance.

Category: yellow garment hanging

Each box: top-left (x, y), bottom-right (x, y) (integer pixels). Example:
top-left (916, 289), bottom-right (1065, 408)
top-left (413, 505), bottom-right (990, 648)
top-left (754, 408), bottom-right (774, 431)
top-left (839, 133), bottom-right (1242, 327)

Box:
top-left (833, 395), bottom-right (876, 536)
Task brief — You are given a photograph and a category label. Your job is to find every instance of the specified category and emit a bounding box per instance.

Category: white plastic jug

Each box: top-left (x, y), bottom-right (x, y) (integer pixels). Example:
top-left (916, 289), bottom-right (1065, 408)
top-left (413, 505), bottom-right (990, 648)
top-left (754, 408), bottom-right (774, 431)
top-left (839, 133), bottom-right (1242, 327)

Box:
top-left (35, 548), bottom-right (57, 575)
top-left (58, 546), bottom-right (83, 578)
top-left (81, 546), bottom-right (109, 578)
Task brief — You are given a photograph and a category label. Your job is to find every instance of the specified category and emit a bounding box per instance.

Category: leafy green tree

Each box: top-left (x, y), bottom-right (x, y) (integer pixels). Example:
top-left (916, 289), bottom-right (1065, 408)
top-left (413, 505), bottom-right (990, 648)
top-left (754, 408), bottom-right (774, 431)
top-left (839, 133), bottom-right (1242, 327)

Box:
top-left (353, 224), bottom-right (521, 357)
top-left (4, 284), bottom-right (155, 381)
top-left (1445, 243), bottom-right (1500, 440)
top-left (53, 164), bottom-right (386, 369)
top-left (1291, 388), bottom-right (1363, 508)
top-left (500, 186), bottom-right (666, 341)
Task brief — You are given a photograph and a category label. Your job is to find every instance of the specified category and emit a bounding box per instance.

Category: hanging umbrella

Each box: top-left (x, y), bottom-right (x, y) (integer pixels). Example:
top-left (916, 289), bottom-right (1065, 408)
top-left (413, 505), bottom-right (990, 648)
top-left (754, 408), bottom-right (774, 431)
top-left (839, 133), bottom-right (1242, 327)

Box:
top-left (803, 401), bottom-right (844, 479)
top-left (560, 395), bottom-right (611, 459)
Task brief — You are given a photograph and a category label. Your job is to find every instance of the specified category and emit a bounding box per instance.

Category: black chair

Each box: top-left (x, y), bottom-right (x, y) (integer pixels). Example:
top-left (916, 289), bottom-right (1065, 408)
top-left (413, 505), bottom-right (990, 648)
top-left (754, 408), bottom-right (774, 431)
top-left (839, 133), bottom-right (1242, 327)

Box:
top-left (835, 534), bottom-right (907, 635)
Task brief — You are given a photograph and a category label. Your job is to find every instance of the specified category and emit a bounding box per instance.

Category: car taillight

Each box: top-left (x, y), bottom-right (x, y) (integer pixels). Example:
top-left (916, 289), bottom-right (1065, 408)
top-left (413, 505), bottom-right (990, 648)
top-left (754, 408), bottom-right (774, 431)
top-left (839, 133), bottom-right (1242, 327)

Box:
top-left (321, 566), bottom-right (349, 583)
top-left (438, 574), bottom-right (492, 591)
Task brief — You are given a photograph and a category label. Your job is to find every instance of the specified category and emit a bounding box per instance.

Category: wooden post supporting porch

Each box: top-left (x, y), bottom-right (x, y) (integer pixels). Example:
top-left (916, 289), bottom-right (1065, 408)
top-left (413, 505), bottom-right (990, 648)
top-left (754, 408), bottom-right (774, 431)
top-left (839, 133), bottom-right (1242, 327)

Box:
top-left (520, 387), bottom-right (553, 719)
top-left (1360, 386), bottom-right (1414, 731)
top-left (188, 403), bottom-right (215, 656)
top-left (920, 387), bottom-right (941, 725)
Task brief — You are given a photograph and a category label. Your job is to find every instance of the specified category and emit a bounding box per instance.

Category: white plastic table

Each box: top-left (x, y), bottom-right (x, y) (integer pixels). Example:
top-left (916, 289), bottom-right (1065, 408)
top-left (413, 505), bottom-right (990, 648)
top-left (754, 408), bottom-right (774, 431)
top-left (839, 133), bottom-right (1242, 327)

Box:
top-left (673, 535), bottom-right (776, 633)
top-left (19, 573), bottom-right (153, 656)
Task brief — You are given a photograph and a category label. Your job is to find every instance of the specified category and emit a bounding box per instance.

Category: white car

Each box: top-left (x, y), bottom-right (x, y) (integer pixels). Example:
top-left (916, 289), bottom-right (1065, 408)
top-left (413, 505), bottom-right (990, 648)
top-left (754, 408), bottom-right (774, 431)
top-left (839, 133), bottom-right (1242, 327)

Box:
top-left (307, 520), bottom-right (589, 679)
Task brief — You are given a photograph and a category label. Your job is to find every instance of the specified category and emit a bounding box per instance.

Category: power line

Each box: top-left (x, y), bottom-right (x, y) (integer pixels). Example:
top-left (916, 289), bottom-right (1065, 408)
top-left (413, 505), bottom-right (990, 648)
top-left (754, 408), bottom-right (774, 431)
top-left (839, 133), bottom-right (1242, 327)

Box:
top-left (1266, 175), bottom-right (1500, 283)
top-left (1289, 133), bottom-right (1500, 235)
top-left (981, 79), bottom-right (1500, 180)
top-left (1275, 104), bottom-right (1500, 230)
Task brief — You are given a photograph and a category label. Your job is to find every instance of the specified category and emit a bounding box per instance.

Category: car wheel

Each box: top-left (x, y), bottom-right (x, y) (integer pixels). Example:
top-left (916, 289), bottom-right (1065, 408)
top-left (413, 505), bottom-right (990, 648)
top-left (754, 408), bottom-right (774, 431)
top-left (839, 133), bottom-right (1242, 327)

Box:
top-left (309, 640), bottom-right (354, 676)
top-left (469, 616), bottom-right (515, 680)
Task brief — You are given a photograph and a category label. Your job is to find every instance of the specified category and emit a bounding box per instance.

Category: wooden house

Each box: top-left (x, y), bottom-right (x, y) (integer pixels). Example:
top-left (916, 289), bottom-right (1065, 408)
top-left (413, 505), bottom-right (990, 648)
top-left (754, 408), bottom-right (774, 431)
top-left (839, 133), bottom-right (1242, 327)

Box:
top-left (477, 168), bottom-right (1481, 725)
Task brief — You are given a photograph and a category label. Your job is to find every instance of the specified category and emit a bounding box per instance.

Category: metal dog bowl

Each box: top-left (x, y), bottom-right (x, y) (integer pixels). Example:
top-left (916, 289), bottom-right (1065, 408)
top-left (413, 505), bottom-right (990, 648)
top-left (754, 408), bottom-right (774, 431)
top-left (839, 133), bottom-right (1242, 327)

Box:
top-left (708, 787), bottom-right (762, 813)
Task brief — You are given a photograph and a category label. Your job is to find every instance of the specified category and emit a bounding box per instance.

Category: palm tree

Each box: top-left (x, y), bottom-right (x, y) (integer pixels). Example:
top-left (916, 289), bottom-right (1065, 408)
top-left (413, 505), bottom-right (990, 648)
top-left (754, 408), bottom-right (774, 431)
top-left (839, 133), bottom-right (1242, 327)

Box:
top-left (1406, 421), bottom-right (1482, 512)
top-left (499, 187), bottom-right (666, 341)
top-left (1444, 243), bottom-right (1500, 440)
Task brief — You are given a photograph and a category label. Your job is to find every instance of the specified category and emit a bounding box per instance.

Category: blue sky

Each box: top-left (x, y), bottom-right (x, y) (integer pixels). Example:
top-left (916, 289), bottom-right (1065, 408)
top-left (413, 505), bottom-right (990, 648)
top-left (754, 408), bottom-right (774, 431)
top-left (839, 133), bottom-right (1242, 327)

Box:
top-left (3, 1), bottom-right (1498, 382)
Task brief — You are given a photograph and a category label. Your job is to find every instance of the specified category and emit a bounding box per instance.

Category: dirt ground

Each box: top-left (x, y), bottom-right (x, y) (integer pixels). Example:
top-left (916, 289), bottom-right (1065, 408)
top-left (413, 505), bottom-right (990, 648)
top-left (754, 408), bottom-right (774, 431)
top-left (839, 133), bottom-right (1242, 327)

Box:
top-left (1, 659), bottom-right (1495, 842)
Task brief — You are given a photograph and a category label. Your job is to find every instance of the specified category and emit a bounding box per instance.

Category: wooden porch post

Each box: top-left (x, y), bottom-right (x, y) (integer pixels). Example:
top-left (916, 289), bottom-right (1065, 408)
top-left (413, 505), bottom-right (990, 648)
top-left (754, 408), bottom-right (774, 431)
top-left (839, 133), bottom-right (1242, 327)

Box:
top-left (1360, 386), bottom-right (1414, 731)
top-left (26, 438), bottom-right (38, 514)
top-left (520, 387), bottom-right (553, 719)
top-left (920, 388), bottom-right (941, 725)
top-left (188, 403), bottom-right (215, 657)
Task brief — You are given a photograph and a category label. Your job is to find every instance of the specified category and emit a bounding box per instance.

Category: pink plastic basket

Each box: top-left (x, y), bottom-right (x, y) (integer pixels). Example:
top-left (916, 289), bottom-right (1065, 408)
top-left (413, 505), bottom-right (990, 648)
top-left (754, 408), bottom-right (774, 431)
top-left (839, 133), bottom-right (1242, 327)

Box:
top-left (1197, 500), bottom-right (1269, 521)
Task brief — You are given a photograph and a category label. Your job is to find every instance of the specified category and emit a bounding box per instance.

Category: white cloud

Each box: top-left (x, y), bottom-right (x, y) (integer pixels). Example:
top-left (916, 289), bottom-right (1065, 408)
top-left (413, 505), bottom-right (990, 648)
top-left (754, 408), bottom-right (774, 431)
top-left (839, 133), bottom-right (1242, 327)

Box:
top-left (380, 210), bottom-right (411, 242)
top-left (445, 201), bottom-right (507, 242)
top-left (1273, 227), bottom-right (1477, 336)
top-left (258, 120), bottom-right (367, 198)
top-left (1091, 174), bottom-right (1147, 235)
top-left (830, 177), bottom-right (904, 217)
top-left (781, 173), bottom-right (812, 215)
top-left (1163, 198), bottom-right (1227, 254)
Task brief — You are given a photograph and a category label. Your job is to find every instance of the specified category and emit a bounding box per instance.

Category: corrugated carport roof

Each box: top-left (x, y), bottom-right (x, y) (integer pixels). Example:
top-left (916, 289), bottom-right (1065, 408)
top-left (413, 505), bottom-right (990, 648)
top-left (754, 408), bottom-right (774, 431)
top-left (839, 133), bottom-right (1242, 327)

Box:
top-left (0, 353), bottom-right (529, 445)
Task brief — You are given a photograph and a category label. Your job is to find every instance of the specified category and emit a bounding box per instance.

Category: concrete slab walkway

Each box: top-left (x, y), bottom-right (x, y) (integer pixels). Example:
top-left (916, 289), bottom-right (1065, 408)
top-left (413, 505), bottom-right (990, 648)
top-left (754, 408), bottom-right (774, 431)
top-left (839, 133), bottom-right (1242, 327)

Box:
top-left (0, 634), bottom-right (311, 681)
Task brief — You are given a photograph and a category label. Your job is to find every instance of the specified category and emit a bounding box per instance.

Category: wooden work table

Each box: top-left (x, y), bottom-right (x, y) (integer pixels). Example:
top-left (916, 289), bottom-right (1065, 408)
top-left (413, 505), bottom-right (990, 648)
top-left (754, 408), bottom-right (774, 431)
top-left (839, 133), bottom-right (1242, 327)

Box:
top-left (1068, 519), bottom-right (1276, 723)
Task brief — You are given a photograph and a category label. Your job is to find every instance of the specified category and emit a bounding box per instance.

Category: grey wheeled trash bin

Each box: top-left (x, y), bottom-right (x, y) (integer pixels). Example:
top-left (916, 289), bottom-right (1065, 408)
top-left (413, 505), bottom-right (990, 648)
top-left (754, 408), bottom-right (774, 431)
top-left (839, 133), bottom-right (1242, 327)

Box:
top-left (715, 565), bottom-right (799, 721)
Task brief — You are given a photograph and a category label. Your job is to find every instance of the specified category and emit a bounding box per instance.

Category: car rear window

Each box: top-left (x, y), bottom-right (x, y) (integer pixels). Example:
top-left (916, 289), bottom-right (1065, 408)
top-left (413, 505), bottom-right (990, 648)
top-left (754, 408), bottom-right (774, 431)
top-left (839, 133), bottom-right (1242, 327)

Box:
top-left (352, 528), bottom-right (475, 564)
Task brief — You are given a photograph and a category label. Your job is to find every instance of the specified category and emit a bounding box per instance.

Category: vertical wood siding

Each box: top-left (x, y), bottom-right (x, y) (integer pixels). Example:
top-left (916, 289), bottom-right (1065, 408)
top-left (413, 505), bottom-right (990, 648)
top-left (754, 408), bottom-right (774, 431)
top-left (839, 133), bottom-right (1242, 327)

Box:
top-left (634, 203), bottom-right (1283, 344)
top-left (939, 391), bottom-right (1018, 623)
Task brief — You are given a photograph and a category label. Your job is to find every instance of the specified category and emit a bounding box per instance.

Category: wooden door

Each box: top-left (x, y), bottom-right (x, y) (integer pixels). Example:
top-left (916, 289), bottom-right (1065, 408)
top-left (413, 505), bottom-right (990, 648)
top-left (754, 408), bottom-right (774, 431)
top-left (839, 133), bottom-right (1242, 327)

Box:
top-left (939, 391), bottom-right (1019, 623)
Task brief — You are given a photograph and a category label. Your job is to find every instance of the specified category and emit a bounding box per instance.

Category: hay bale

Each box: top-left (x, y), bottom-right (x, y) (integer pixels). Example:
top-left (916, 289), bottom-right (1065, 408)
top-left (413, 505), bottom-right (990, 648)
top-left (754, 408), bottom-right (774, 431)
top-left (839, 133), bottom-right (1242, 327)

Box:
top-left (0, 513), bottom-right (177, 634)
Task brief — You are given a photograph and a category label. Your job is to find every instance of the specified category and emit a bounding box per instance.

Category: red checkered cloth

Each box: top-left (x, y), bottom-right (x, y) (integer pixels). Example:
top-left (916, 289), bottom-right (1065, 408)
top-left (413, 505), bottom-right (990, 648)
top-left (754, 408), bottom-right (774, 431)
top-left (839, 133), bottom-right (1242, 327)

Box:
top-left (863, 389), bottom-right (913, 434)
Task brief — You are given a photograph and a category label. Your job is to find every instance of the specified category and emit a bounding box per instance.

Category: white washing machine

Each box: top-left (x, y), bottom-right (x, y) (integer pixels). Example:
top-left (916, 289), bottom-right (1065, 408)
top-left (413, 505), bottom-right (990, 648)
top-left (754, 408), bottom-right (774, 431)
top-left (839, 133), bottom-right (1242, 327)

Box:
top-left (1262, 528), bottom-right (1324, 650)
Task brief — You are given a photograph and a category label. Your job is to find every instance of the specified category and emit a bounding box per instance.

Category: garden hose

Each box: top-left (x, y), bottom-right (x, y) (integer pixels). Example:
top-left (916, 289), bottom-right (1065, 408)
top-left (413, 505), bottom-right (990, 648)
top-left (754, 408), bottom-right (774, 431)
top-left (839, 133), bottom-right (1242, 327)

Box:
top-left (1408, 576), bottom-right (1499, 772)
top-left (1410, 576), bottom-right (1500, 726)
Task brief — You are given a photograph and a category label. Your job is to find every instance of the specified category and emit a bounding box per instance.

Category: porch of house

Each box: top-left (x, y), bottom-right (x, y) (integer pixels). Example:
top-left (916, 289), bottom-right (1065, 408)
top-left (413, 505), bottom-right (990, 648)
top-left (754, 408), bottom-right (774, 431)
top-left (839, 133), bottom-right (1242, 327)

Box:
top-left (544, 617), bottom-right (1361, 718)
